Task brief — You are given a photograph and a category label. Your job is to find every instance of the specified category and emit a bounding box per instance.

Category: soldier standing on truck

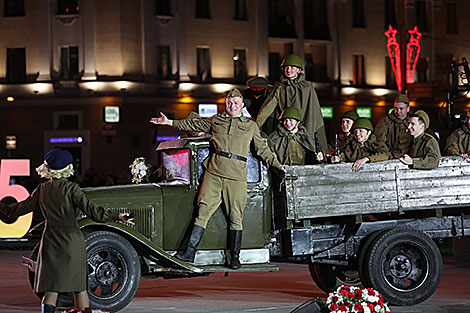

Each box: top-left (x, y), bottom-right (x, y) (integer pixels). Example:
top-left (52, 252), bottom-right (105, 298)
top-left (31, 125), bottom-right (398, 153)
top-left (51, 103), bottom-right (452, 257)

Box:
top-left (331, 118), bottom-right (390, 172)
top-left (268, 106), bottom-right (322, 165)
top-left (255, 54), bottom-right (328, 153)
top-left (400, 110), bottom-right (441, 169)
top-left (150, 89), bottom-right (284, 269)
top-left (375, 94), bottom-right (413, 158)
top-left (444, 111), bottom-right (470, 158)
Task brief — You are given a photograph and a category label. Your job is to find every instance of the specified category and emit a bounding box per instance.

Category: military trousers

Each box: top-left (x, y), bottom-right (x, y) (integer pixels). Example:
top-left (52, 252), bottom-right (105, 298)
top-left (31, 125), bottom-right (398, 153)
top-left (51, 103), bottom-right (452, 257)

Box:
top-left (194, 171), bottom-right (247, 231)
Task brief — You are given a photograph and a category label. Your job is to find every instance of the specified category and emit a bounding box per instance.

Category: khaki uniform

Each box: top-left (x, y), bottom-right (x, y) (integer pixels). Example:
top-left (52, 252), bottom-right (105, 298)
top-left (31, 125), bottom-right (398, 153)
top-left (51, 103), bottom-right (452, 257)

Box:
top-left (338, 132), bottom-right (354, 151)
top-left (444, 124), bottom-right (470, 156)
top-left (255, 73), bottom-right (328, 153)
top-left (339, 134), bottom-right (391, 163)
top-left (268, 124), bottom-right (316, 165)
top-left (0, 179), bottom-right (118, 292)
top-left (173, 113), bottom-right (281, 230)
top-left (410, 132), bottom-right (441, 169)
top-left (375, 112), bottom-right (413, 158)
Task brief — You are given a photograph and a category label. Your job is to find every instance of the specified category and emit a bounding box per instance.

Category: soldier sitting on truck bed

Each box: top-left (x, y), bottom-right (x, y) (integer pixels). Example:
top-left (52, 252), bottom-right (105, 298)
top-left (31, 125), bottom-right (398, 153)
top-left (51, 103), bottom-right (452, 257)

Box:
top-left (338, 110), bottom-right (360, 150)
top-left (331, 118), bottom-right (390, 172)
top-left (268, 107), bottom-right (323, 165)
top-left (150, 88), bottom-right (284, 270)
top-left (400, 110), bottom-right (441, 169)
top-left (444, 111), bottom-right (470, 159)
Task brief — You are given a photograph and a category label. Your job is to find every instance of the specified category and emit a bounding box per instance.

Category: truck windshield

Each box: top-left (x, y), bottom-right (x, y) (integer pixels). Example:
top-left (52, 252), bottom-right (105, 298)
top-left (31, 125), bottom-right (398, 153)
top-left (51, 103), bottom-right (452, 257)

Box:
top-left (162, 149), bottom-right (190, 183)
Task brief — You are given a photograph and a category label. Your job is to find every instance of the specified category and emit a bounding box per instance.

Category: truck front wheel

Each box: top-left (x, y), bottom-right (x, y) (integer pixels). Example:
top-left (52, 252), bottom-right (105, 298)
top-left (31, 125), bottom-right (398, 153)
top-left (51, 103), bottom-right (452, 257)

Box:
top-left (308, 263), bottom-right (361, 293)
top-left (362, 227), bottom-right (442, 306)
top-left (85, 231), bottom-right (141, 312)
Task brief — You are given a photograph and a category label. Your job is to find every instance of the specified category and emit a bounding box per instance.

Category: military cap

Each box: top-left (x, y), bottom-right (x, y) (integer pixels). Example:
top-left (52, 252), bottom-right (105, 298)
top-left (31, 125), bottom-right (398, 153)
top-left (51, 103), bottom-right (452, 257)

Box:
top-left (415, 110), bottom-right (430, 129)
top-left (395, 94), bottom-right (409, 105)
top-left (341, 110), bottom-right (359, 121)
top-left (246, 76), bottom-right (269, 89)
top-left (281, 54), bottom-right (304, 70)
top-left (45, 148), bottom-right (73, 170)
top-left (279, 107), bottom-right (302, 121)
top-left (351, 118), bottom-right (374, 131)
top-left (226, 88), bottom-right (243, 98)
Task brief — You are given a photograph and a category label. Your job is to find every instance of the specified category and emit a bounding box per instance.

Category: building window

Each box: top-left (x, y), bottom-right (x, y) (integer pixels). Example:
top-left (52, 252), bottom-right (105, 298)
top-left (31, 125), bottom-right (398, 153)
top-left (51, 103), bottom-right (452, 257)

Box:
top-left (197, 47), bottom-right (211, 81)
top-left (234, 0), bottom-right (247, 20)
top-left (352, 0), bottom-right (365, 28)
top-left (304, 0), bottom-right (330, 40)
top-left (155, 0), bottom-right (171, 16)
top-left (4, 0), bottom-right (24, 17)
top-left (446, 3), bottom-right (458, 34)
top-left (268, 52), bottom-right (281, 82)
top-left (233, 49), bottom-right (247, 82)
top-left (353, 55), bottom-right (365, 86)
top-left (415, 0), bottom-right (428, 33)
top-left (60, 46), bottom-right (79, 80)
top-left (384, 0), bottom-right (396, 29)
top-left (156, 45), bottom-right (172, 79)
top-left (196, 0), bottom-right (210, 19)
top-left (304, 53), bottom-right (328, 82)
top-left (7, 48), bottom-right (26, 83)
top-left (385, 57), bottom-right (397, 89)
top-left (268, 0), bottom-right (296, 38)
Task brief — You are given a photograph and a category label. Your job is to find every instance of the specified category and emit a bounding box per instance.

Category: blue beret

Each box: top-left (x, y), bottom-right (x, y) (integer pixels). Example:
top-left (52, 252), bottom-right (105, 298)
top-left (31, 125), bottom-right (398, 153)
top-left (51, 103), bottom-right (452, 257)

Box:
top-left (45, 148), bottom-right (73, 170)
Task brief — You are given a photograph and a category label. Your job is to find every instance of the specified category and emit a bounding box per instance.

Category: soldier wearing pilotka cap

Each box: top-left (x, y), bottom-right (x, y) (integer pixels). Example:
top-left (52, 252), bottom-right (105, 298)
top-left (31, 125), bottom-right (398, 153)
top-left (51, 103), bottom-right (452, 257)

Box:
top-left (150, 88), bottom-right (284, 269)
top-left (399, 110), bottom-right (441, 169)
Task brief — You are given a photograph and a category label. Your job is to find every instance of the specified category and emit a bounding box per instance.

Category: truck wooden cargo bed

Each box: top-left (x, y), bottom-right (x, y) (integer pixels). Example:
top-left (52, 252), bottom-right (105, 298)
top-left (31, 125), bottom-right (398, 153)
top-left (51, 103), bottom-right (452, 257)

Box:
top-left (284, 156), bottom-right (470, 220)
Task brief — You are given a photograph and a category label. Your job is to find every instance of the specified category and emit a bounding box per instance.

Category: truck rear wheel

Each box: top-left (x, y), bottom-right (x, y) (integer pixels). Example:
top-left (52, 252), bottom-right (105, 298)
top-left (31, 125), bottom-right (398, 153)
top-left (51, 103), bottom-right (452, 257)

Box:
top-left (85, 231), bottom-right (141, 312)
top-left (308, 263), bottom-right (361, 293)
top-left (362, 227), bottom-right (442, 306)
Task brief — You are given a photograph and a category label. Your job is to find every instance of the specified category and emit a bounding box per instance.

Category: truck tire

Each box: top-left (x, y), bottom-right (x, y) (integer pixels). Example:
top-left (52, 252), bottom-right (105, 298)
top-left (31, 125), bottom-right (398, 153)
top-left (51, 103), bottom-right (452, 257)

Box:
top-left (27, 243), bottom-right (74, 308)
top-left (363, 227), bottom-right (442, 306)
top-left (308, 263), bottom-right (361, 293)
top-left (85, 231), bottom-right (141, 312)
top-left (357, 228), bottom-right (391, 288)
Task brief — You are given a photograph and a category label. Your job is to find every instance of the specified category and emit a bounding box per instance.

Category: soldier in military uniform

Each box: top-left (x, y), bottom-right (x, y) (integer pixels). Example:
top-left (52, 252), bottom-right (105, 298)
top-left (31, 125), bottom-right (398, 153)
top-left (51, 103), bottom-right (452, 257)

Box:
top-left (400, 110), bottom-right (441, 169)
top-left (338, 110), bottom-right (360, 150)
top-left (243, 76), bottom-right (271, 120)
top-left (150, 89), bottom-right (284, 269)
top-left (444, 112), bottom-right (470, 158)
top-left (331, 118), bottom-right (390, 172)
top-left (375, 94), bottom-right (413, 158)
top-left (0, 149), bottom-right (134, 313)
top-left (255, 54), bottom-right (328, 152)
top-left (269, 107), bottom-right (322, 165)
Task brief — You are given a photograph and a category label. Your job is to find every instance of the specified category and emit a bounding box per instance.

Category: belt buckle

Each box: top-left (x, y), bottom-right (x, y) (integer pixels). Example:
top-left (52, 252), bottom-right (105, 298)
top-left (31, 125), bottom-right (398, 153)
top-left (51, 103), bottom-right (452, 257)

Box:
top-left (227, 153), bottom-right (232, 158)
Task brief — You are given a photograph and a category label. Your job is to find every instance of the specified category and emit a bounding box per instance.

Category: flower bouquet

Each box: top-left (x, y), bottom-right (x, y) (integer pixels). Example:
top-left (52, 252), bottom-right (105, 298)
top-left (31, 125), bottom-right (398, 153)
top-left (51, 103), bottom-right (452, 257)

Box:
top-left (129, 157), bottom-right (153, 184)
top-left (326, 285), bottom-right (391, 313)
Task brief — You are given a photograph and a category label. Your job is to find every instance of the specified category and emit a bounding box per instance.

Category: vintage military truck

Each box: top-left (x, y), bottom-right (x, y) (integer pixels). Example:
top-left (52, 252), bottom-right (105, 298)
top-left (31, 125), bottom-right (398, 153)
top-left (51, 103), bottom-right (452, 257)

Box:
top-left (22, 137), bottom-right (470, 312)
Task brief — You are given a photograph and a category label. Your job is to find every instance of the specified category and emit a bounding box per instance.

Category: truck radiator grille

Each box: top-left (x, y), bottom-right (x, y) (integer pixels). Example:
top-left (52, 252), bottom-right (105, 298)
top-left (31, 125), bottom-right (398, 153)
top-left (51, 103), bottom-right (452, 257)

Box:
top-left (111, 206), bottom-right (155, 241)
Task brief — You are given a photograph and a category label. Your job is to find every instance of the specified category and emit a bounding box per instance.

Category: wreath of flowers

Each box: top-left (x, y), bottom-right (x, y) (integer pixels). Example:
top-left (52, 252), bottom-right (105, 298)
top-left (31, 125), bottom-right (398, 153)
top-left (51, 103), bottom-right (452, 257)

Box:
top-left (326, 285), bottom-right (391, 313)
top-left (129, 157), bottom-right (152, 184)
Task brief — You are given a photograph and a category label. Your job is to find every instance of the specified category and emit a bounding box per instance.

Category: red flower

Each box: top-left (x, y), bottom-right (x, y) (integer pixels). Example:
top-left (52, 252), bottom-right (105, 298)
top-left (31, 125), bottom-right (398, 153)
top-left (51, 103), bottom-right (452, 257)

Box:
top-left (339, 304), bottom-right (348, 312)
top-left (367, 303), bottom-right (375, 310)
top-left (378, 299), bottom-right (384, 306)
top-left (354, 303), bottom-right (364, 311)
top-left (368, 288), bottom-right (376, 296)
top-left (329, 303), bottom-right (338, 311)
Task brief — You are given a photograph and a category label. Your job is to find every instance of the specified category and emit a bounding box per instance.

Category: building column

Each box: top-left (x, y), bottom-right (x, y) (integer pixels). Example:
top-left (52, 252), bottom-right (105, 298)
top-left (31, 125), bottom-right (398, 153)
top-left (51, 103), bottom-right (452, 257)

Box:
top-left (82, 0), bottom-right (96, 80)
top-left (37, 0), bottom-right (52, 81)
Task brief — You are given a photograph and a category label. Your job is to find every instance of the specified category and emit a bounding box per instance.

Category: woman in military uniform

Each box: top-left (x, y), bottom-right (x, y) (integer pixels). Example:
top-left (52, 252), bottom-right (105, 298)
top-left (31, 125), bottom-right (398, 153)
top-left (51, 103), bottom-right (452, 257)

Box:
top-left (331, 118), bottom-right (390, 171)
top-left (0, 149), bottom-right (133, 313)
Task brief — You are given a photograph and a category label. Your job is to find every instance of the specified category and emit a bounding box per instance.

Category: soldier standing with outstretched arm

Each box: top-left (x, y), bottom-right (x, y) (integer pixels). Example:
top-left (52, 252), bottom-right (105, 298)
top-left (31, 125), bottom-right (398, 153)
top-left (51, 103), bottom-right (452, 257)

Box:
top-left (150, 89), bottom-right (284, 269)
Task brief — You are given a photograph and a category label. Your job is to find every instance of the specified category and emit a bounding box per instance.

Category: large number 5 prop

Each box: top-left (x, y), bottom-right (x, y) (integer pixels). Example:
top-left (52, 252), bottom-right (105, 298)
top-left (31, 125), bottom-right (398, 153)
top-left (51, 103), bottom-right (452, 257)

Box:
top-left (0, 159), bottom-right (32, 238)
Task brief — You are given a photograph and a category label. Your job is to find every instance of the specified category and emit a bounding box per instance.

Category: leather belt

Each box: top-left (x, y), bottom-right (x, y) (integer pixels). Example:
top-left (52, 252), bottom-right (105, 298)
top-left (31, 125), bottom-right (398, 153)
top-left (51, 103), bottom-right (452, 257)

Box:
top-left (215, 150), bottom-right (247, 162)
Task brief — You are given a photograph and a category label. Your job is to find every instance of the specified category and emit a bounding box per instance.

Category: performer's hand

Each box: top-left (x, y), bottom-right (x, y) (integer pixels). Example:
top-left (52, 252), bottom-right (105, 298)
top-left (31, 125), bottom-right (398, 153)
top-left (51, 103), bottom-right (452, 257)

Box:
top-left (352, 157), bottom-right (369, 172)
top-left (399, 154), bottom-right (413, 165)
top-left (315, 152), bottom-right (324, 162)
top-left (278, 165), bottom-right (287, 173)
top-left (460, 153), bottom-right (468, 159)
top-left (331, 155), bottom-right (340, 163)
top-left (150, 112), bottom-right (171, 126)
top-left (119, 213), bottom-right (135, 225)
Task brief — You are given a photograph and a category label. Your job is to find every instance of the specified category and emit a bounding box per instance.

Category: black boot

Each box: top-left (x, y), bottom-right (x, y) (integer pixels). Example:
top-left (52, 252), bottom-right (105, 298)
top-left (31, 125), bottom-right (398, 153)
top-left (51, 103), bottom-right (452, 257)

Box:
top-left (229, 230), bottom-right (242, 269)
top-left (175, 225), bottom-right (205, 262)
top-left (41, 303), bottom-right (56, 313)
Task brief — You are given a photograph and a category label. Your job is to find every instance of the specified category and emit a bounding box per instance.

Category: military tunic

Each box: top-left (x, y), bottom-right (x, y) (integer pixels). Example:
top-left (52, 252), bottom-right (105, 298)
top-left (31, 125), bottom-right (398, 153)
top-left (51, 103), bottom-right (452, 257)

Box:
top-left (338, 132), bottom-right (354, 151)
top-left (268, 124), bottom-right (316, 165)
top-left (375, 112), bottom-right (412, 158)
top-left (444, 124), bottom-right (470, 156)
top-left (173, 113), bottom-right (281, 230)
top-left (255, 73), bottom-right (328, 153)
top-left (339, 134), bottom-right (391, 163)
top-left (410, 132), bottom-right (441, 169)
top-left (0, 178), bottom-right (119, 292)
